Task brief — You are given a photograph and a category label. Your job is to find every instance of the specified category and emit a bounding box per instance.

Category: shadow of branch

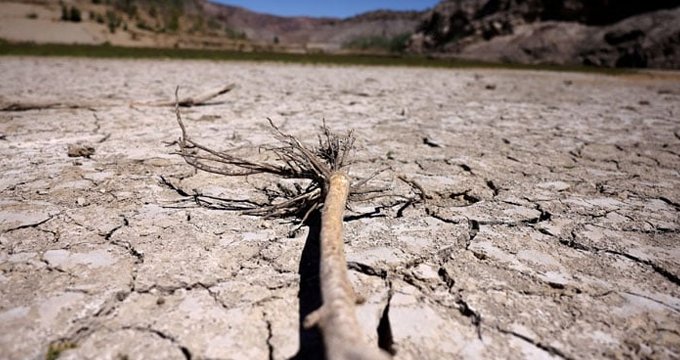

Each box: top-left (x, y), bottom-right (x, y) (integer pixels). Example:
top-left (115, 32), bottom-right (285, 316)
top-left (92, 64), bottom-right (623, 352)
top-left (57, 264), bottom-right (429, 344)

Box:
top-left (290, 211), bottom-right (326, 360)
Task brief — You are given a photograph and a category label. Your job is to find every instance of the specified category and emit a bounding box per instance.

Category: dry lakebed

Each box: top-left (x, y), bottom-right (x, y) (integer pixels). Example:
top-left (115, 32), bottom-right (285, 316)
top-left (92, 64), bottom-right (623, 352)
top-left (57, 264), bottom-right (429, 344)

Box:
top-left (0, 57), bottom-right (679, 359)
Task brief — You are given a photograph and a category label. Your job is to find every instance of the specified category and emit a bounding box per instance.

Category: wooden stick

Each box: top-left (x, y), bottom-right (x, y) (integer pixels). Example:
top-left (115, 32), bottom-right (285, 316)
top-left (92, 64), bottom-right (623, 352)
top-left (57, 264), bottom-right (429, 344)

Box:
top-left (304, 172), bottom-right (391, 360)
top-left (1, 84), bottom-right (236, 111)
top-left (140, 84), bottom-right (236, 107)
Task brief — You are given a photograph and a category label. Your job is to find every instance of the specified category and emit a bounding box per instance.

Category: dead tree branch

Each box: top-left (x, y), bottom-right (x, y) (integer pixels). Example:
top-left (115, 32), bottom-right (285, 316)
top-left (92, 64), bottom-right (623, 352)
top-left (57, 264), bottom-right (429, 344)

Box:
top-left (1, 84), bottom-right (235, 112)
top-left (0, 101), bottom-right (100, 112)
top-left (137, 84), bottom-right (236, 107)
top-left (173, 87), bottom-right (391, 359)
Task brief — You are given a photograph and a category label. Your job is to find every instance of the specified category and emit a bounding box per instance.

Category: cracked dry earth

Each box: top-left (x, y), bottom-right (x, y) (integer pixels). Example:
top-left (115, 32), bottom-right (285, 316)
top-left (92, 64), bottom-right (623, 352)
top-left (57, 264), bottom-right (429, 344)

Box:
top-left (1, 57), bottom-right (679, 360)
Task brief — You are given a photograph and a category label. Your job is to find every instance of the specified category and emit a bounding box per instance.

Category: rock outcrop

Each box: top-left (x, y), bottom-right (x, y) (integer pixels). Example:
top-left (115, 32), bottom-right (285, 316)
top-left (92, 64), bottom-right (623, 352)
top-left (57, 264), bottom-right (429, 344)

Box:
top-left (410, 0), bottom-right (680, 68)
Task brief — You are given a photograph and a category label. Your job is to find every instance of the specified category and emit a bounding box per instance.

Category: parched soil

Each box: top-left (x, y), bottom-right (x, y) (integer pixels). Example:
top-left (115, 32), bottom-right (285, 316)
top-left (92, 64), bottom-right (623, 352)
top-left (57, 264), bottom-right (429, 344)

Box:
top-left (0, 57), bottom-right (679, 360)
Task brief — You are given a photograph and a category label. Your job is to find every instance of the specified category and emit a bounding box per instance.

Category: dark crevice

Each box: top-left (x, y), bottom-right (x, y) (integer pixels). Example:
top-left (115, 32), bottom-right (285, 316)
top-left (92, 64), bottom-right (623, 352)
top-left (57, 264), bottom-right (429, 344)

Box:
top-left (437, 267), bottom-right (455, 288)
top-left (605, 250), bottom-right (680, 287)
top-left (448, 190), bottom-right (480, 206)
top-left (104, 215), bottom-right (129, 241)
top-left (658, 196), bottom-right (680, 211)
top-left (347, 261), bottom-right (388, 279)
top-left (265, 317), bottom-right (275, 360)
top-left (467, 219), bottom-right (480, 250)
top-left (592, 222), bottom-right (680, 235)
top-left (560, 232), bottom-right (680, 287)
top-left (376, 286), bottom-right (396, 355)
top-left (486, 180), bottom-right (499, 196)
top-left (623, 291), bottom-right (680, 313)
top-left (636, 152), bottom-right (661, 167)
top-left (40, 258), bottom-right (68, 274)
top-left (458, 164), bottom-right (473, 174)
top-left (537, 227), bottom-right (554, 236)
top-left (395, 200), bottom-right (414, 218)
top-left (422, 137), bottom-right (443, 148)
top-left (400, 273), bottom-right (437, 297)
top-left (456, 298), bottom-right (482, 340)
top-left (124, 326), bottom-right (192, 360)
top-left (105, 215), bottom-right (144, 266)
top-left (498, 328), bottom-right (572, 360)
top-left (463, 193), bottom-right (481, 204)
top-left (159, 175), bottom-right (191, 196)
top-left (93, 290), bottom-right (129, 317)
top-left (524, 203), bottom-right (552, 225)
top-left (538, 209), bottom-right (552, 222)
top-left (3, 213), bottom-right (56, 234)
top-left (180, 347), bottom-right (192, 360)
top-left (344, 207), bottom-right (386, 222)
top-left (425, 207), bottom-right (465, 225)
top-left (558, 232), bottom-right (592, 252)
top-left (604, 159), bottom-right (621, 170)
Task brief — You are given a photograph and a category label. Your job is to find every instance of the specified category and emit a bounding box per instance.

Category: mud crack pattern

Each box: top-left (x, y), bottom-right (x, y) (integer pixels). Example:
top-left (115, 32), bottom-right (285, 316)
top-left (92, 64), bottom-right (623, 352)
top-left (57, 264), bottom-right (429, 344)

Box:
top-left (0, 57), bottom-right (679, 359)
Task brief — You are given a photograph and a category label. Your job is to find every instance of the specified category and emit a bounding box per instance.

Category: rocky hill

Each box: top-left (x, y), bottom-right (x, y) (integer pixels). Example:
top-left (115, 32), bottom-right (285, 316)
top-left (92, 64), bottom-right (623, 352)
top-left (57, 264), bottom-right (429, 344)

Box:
top-left (200, 2), bottom-right (420, 51)
top-left (408, 0), bottom-right (680, 68)
top-left (1, 0), bottom-right (678, 68)
top-left (0, 0), bottom-right (421, 53)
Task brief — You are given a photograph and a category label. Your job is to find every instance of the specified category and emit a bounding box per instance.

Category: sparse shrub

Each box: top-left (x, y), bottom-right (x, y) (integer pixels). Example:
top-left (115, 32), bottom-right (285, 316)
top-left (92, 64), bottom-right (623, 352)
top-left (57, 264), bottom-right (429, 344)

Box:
top-left (343, 33), bottom-right (412, 53)
top-left (92, 0), bottom-right (102, 4)
top-left (61, 4), bottom-right (68, 21)
top-left (46, 342), bottom-right (77, 360)
top-left (224, 26), bottom-right (246, 40)
top-left (136, 20), bottom-right (152, 31)
top-left (207, 19), bottom-right (220, 31)
top-left (26, 12), bottom-right (38, 19)
top-left (105, 10), bottom-right (122, 33)
top-left (60, 5), bottom-right (82, 22)
top-left (166, 12), bottom-right (180, 32)
top-left (114, 0), bottom-right (137, 17)
top-left (69, 6), bottom-right (82, 22)
top-left (191, 17), bottom-right (204, 33)
top-left (389, 33), bottom-right (411, 53)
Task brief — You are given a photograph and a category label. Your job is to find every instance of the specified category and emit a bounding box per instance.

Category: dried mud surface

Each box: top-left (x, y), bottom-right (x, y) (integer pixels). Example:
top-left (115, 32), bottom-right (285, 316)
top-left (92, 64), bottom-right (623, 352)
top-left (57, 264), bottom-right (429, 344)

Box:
top-left (1, 57), bottom-right (679, 360)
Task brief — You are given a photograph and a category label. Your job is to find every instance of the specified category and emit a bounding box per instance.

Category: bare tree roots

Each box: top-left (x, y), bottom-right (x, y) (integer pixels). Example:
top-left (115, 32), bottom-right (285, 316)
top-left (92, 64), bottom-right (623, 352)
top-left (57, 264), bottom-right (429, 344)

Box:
top-left (173, 87), bottom-right (391, 359)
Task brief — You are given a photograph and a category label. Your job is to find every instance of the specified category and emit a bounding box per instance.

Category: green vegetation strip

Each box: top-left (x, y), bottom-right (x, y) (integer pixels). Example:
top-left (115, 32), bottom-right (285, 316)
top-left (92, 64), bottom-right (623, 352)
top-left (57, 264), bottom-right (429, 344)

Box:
top-left (0, 41), bottom-right (631, 74)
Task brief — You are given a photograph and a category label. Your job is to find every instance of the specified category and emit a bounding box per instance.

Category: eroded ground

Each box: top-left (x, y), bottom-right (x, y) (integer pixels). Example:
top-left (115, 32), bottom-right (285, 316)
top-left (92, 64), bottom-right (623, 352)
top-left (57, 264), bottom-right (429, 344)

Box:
top-left (0, 57), bottom-right (679, 359)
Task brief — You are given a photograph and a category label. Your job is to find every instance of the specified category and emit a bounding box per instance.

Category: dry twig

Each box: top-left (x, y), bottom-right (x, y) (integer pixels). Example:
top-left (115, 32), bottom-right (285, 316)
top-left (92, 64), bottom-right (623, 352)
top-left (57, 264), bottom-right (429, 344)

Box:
top-left (173, 87), bottom-right (391, 359)
top-left (1, 84), bottom-right (235, 111)
top-left (0, 101), bottom-right (100, 112)
top-left (136, 84), bottom-right (236, 107)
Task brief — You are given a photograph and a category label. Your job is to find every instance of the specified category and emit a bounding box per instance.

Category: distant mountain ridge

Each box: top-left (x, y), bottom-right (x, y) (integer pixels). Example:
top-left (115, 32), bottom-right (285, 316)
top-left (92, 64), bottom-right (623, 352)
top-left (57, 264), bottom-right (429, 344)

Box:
top-left (199, 1), bottom-right (421, 49)
top-left (1, 0), bottom-right (678, 68)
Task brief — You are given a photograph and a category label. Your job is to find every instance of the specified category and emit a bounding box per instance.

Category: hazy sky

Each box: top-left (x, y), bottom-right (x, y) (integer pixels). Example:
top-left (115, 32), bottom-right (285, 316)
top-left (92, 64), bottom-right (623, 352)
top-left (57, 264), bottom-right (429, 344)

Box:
top-left (213, 0), bottom-right (439, 18)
